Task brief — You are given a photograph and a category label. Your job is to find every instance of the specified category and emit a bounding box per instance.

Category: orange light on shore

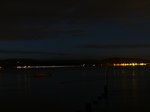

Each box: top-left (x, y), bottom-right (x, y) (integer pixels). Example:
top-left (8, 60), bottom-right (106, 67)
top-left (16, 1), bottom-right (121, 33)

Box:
top-left (17, 66), bottom-right (22, 68)
top-left (16, 66), bottom-right (31, 68)
top-left (113, 63), bottom-right (147, 66)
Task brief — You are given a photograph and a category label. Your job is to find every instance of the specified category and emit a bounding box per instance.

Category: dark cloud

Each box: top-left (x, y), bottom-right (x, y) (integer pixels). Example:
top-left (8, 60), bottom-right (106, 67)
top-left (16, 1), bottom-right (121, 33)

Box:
top-left (51, 28), bottom-right (92, 36)
top-left (0, 49), bottom-right (69, 55)
top-left (78, 44), bottom-right (150, 49)
top-left (1, 24), bottom-right (91, 40)
top-left (119, 25), bottom-right (150, 30)
top-left (1, 0), bottom-right (150, 40)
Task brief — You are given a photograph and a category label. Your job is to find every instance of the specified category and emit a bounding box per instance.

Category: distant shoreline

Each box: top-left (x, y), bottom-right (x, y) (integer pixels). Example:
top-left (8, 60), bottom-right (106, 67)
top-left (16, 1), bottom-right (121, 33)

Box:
top-left (0, 57), bottom-right (150, 68)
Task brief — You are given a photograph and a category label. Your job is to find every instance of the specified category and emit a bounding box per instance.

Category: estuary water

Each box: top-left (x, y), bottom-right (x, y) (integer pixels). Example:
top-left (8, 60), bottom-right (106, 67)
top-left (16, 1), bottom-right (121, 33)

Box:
top-left (0, 66), bottom-right (150, 112)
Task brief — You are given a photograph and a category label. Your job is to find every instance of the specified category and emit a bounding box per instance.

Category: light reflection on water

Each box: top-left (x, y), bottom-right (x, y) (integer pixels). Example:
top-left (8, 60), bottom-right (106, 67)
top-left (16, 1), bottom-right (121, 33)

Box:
top-left (0, 67), bottom-right (105, 112)
top-left (107, 66), bottom-right (150, 111)
top-left (0, 66), bottom-right (150, 112)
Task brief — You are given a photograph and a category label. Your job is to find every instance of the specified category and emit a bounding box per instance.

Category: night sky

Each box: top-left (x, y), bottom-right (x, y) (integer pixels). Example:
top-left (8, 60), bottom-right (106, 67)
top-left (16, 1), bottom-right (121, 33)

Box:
top-left (1, 0), bottom-right (150, 60)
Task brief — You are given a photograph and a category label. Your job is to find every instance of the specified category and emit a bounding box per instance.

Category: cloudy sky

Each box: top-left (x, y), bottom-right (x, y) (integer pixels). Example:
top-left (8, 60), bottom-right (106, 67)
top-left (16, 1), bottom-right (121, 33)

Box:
top-left (1, 0), bottom-right (150, 60)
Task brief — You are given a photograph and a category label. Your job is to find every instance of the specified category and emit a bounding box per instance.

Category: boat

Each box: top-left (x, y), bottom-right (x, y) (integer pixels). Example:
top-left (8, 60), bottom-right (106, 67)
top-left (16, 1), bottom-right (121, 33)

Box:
top-left (33, 72), bottom-right (51, 77)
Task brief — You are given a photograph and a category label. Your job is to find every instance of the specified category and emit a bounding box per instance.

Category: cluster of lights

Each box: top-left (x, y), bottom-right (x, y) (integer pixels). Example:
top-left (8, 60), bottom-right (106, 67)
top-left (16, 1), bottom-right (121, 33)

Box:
top-left (17, 66), bottom-right (31, 68)
top-left (113, 63), bottom-right (147, 66)
top-left (81, 64), bottom-right (96, 67)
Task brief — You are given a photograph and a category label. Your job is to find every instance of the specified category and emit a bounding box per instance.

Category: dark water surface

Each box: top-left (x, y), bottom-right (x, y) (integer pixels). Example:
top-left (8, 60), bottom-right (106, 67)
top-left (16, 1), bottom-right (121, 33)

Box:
top-left (0, 66), bottom-right (150, 112)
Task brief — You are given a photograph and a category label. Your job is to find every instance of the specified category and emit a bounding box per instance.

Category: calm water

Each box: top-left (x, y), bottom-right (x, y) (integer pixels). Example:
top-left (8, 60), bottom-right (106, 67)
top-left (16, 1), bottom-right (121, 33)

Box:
top-left (0, 66), bottom-right (150, 112)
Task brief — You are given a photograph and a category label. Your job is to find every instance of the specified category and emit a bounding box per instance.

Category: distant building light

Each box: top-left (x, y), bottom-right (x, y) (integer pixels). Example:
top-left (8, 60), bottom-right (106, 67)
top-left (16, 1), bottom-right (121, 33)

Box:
top-left (113, 63), bottom-right (147, 66)
top-left (93, 64), bottom-right (95, 66)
